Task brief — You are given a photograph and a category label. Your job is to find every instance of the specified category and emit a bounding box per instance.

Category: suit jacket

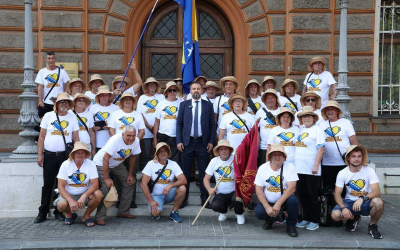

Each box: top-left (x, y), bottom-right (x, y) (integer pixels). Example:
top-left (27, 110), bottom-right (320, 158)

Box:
top-left (176, 99), bottom-right (215, 147)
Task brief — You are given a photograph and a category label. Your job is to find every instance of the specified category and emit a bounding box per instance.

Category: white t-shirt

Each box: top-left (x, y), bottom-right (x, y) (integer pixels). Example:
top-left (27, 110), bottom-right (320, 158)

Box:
top-left (35, 67), bottom-right (70, 105)
top-left (295, 125), bottom-right (325, 176)
top-left (155, 99), bottom-right (182, 137)
top-left (125, 85), bottom-right (139, 98)
top-left (279, 94), bottom-right (302, 113)
top-left (73, 110), bottom-right (94, 145)
top-left (247, 96), bottom-right (265, 115)
top-left (254, 161), bottom-right (299, 204)
top-left (40, 111), bottom-right (79, 152)
top-left (336, 166), bottom-right (379, 201)
top-left (108, 109), bottom-right (145, 135)
top-left (93, 133), bottom-right (141, 168)
top-left (267, 125), bottom-right (299, 164)
top-left (219, 112), bottom-right (255, 150)
top-left (89, 103), bottom-right (119, 148)
top-left (137, 93), bottom-right (166, 138)
top-left (213, 94), bottom-right (231, 128)
top-left (142, 160), bottom-right (183, 196)
top-left (256, 107), bottom-right (279, 150)
top-left (304, 71), bottom-right (336, 108)
top-left (320, 118), bottom-right (356, 166)
top-left (57, 159), bottom-right (99, 195)
top-left (205, 154), bottom-right (235, 194)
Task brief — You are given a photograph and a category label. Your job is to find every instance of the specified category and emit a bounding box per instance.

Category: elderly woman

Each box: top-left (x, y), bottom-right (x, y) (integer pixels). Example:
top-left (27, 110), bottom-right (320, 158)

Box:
top-left (245, 79), bottom-right (265, 116)
top-left (279, 79), bottom-right (302, 113)
top-left (261, 76), bottom-right (280, 95)
top-left (219, 94), bottom-right (255, 150)
top-left (112, 61), bottom-right (143, 104)
top-left (302, 57), bottom-right (337, 108)
top-left (214, 76), bottom-right (238, 137)
top-left (267, 107), bottom-right (299, 164)
top-left (295, 106), bottom-right (325, 231)
top-left (256, 89), bottom-right (281, 166)
top-left (35, 92), bottom-right (80, 223)
top-left (55, 142), bottom-right (103, 226)
top-left (300, 91), bottom-right (323, 126)
top-left (319, 100), bottom-right (358, 191)
top-left (66, 78), bottom-right (86, 97)
top-left (85, 74), bottom-right (105, 107)
top-left (141, 143), bottom-right (187, 222)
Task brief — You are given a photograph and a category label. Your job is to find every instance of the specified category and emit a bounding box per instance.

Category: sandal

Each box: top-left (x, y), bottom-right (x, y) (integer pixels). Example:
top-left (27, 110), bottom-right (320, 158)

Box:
top-left (64, 213), bottom-right (77, 225)
top-left (96, 219), bottom-right (106, 226)
top-left (83, 218), bottom-right (95, 227)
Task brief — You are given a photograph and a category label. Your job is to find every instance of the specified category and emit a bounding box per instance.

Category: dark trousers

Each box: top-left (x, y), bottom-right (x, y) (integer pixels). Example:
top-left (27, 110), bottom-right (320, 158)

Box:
top-left (321, 165), bottom-right (346, 191)
top-left (141, 138), bottom-right (153, 169)
top-left (39, 151), bottom-right (67, 215)
top-left (254, 196), bottom-right (299, 227)
top-left (211, 191), bottom-right (242, 214)
top-left (157, 133), bottom-right (180, 165)
top-left (258, 149), bottom-right (267, 168)
top-left (34, 104), bottom-right (54, 132)
top-left (181, 137), bottom-right (209, 201)
top-left (297, 174), bottom-right (320, 223)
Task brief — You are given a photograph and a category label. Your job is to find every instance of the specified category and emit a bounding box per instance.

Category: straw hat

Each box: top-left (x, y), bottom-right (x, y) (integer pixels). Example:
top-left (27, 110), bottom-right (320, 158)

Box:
top-left (280, 79), bottom-right (299, 95)
top-left (194, 75), bottom-right (207, 83)
top-left (73, 93), bottom-right (91, 110)
top-left (321, 100), bottom-right (343, 121)
top-left (153, 142), bottom-right (172, 162)
top-left (173, 78), bottom-right (182, 82)
top-left (228, 94), bottom-right (248, 112)
top-left (297, 106), bottom-right (319, 125)
top-left (53, 92), bottom-right (74, 112)
top-left (220, 76), bottom-right (238, 93)
top-left (261, 89), bottom-right (281, 107)
top-left (244, 79), bottom-right (261, 97)
top-left (307, 57), bottom-right (327, 72)
top-left (142, 77), bottom-right (161, 94)
top-left (66, 78), bottom-right (86, 94)
top-left (88, 74), bottom-right (105, 89)
top-left (344, 145), bottom-right (368, 166)
top-left (275, 107), bottom-right (295, 126)
top-left (300, 91), bottom-right (321, 109)
top-left (112, 76), bottom-right (131, 90)
top-left (262, 76), bottom-right (278, 90)
top-left (163, 81), bottom-right (179, 97)
top-left (213, 139), bottom-right (234, 156)
top-left (68, 141), bottom-right (91, 161)
top-left (204, 81), bottom-right (222, 90)
top-left (118, 92), bottom-right (137, 110)
top-left (267, 143), bottom-right (287, 161)
top-left (95, 85), bottom-right (114, 103)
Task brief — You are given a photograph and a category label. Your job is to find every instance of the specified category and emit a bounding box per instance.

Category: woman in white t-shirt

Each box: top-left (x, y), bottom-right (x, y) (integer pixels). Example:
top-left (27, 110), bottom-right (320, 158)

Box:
top-left (219, 94), bottom-right (255, 150)
top-left (261, 76), bottom-right (280, 96)
top-left (300, 91), bottom-right (323, 127)
top-left (245, 79), bottom-right (264, 116)
top-left (85, 74), bottom-right (105, 108)
top-left (295, 106), bottom-right (326, 231)
top-left (279, 79), bottom-right (302, 113)
top-left (66, 78), bottom-right (86, 97)
top-left (267, 107), bottom-right (299, 164)
top-left (214, 76), bottom-right (238, 137)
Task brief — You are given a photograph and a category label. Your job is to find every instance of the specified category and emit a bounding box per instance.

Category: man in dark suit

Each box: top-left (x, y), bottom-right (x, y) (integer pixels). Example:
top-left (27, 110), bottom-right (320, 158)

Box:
top-left (177, 81), bottom-right (216, 208)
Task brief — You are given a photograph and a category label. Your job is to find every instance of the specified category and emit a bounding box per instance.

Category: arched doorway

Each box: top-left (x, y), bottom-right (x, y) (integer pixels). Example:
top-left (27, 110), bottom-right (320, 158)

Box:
top-left (142, 1), bottom-right (233, 87)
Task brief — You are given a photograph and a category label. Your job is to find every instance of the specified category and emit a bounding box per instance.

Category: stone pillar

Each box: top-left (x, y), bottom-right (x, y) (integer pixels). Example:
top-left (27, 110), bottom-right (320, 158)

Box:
top-left (336, 0), bottom-right (352, 122)
top-left (8, 0), bottom-right (40, 160)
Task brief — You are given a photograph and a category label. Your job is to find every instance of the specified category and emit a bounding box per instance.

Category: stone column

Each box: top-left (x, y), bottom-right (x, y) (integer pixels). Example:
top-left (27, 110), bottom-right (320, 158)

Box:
top-left (336, 0), bottom-right (352, 122)
top-left (8, 0), bottom-right (40, 160)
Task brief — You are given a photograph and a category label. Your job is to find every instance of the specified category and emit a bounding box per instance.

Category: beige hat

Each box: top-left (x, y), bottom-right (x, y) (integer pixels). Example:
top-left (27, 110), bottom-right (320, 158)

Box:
top-left (321, 100), bottom-right (343, 121)
top-left (112, 76), bottom-right (131, 90)
top-left (142, 77), bottom-right (161, 94)
top-left (213, 139), bottom-right (234, 156)
top-left (73, 93), bottom-right (91, 110)
top-left (300, 91), bottom-right (321, 109)
top-left (118, 92), bottom-right (137, 110)
top-left (344, 145), bottom-right (368, 166)
top-left (95, 85), bottom-right (114, 103)
top-left (297, 106), bottom-right (319, 125)
top-left (262, 76), bottom-right (278, 90)
top-left (275, 107), bottom-right (295, 126)
top-left (68, 141), bottom-right (91, 161)
top-left (204, 81), bottom-right (222, 90)
top-left (88, 74), bottom-right (105, 89)
top-left (153, 142), bottom-right (172, 162)
top-left (194, 75), bottom-right (207, 83)
top-left (267, 143), bottom-right (287, 161)
top-left (220, 76), bottom-right (238, 93)
top-left (308, 57), bottom-right (327, 72)
top-left (173, 78), bottom-right (183, 82)
top-left (163, 81), bottom-right (179, 97)
top-left (244, 79), bottom-right (261, 97)
top-left (54, 92), bottom-right (74, 112)
top-left (228, 94), bottom-right (248, 112)
top-left (280, 79), bottom-right (299, 95)
top-left (261, 89), bottom-right (281, 107)
top-left (66, 78), bottom-right (86, 95)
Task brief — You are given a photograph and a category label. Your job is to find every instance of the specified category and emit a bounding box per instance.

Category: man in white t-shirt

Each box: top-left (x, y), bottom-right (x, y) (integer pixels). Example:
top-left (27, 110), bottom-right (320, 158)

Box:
top-left (331, 146), bottom-right (384, 239)
top-left (254, 144), bottom-right (299, 237)
top-left (203, 81), bottom-right (221, 104)
top-left (92, 125), bottom-right (141, 225)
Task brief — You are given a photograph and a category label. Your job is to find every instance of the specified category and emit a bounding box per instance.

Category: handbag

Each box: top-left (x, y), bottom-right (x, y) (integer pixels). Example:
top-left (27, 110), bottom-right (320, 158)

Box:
top-left (56, 113), bottom-right (74, 159)
top-left (319, 186), bottom-right (334, 227)
top-left (232, 111), bottom-right (250, 133)
top-left (328, 120), bottom-right (346, 162)
top-left (148, 160), bottom-right (168, 193)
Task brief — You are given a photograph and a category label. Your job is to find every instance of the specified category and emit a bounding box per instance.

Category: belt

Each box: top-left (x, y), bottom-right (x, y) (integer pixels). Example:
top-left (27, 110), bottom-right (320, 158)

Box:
top-left (190, 136), bottom-right (202, 140)
top-left (44, 150), bottom-right (65, 156)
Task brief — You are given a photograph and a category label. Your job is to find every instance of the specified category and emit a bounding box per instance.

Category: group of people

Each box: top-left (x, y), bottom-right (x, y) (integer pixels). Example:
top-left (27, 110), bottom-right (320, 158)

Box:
top-left (34, 52), bottom-right (384, 239)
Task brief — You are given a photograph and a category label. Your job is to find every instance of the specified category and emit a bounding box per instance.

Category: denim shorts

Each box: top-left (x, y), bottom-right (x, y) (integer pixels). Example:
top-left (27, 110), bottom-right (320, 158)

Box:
top-left (148, 187), bottom-right (177, 212)
top-left (333, 198), bottom-right (371, 216)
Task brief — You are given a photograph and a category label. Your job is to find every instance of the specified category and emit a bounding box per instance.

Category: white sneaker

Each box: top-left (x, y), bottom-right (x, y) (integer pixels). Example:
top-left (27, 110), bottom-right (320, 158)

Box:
top-left (218, 213), bottom-right (227, 221)
top-left (236, 214), bottom-right (245, 224)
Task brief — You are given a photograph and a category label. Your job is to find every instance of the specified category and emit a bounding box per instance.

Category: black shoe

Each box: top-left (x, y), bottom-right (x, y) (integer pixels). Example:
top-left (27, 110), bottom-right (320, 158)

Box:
top-left (262, 220), bottom-right (273, 230)
top-left (180, 200), bottom-right (188, 209)
top-left (345, 215), bottom-right (361, 232)
top-left (287, 226), bottom-right (298, 237)
top-left (115, 201), bottom-right (120, 208)
top-left (297, 214), bottom-right (303, 223)
top-left (53, 210), bottom-right (65, 221)
top-left (201, 200), bottom-right (211, 209)
top-left (368, 224), bottom-right (382, 239)
top-left (34, 213), bottom-right (46, 223)
top-left (247, 201), bottom-right (254, 211)
top-left (130, 202), bottom-right (137, 208)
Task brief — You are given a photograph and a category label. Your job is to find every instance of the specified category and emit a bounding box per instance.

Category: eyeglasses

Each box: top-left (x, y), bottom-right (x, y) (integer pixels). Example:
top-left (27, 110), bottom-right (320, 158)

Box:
top-left (167, 89), bottom-right (177, 93)
top-left (306, 98), bottom-right (316, 102)
top-left (76, 99), bottom-right (86, 103)
top-left (59, 100), bottom-right (69, 104)
top-left (313, 62), bottom-right (322, 65)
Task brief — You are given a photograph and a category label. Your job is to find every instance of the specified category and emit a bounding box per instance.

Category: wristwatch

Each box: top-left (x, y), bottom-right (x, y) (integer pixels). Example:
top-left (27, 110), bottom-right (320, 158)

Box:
top-left (363, 195), bottom-right (370, 202)
top-left (340, 207), bottom-right (347, 211)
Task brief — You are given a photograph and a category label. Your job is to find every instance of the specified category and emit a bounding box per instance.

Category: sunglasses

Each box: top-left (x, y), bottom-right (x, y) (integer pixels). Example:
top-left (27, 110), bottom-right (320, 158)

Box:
top-left (306, 98), bottom-right (316, 102)
top-left (167, 89), bottom-right (177, 93)
top-left (76, 99), bottom-right (86, 103)
top-left (59, 100), bottom-right (69, 104)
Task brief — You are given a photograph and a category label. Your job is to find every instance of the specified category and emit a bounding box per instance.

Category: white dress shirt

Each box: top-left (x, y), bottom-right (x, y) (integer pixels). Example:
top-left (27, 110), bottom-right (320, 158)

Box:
top-left (190, 98), bottom-right (202, 137)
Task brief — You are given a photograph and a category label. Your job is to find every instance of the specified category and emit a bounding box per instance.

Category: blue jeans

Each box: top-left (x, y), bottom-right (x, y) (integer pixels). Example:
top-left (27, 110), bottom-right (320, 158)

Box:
top-left (332, 199), bottom-right (371, 216)
top-left (255, 195), bottom-right (299, 226)
top-left (148, 187), bottom-right (177, 212)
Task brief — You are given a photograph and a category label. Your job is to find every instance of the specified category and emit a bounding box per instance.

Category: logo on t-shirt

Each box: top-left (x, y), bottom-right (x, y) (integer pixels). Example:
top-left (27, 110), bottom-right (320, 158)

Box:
top-left (295, 132), bottom-right (309, 147)
top-left (215, 166), bottom-right (234, 182)
top-left (266, 175), bottom-right (286, 193)
top-left (221, 102), bottom-right (230, 115)
top-left (45, 73), bottom-right (61, 88)
top-left (91, 99), bottom-right (97, 105)
top-left (155, 169), bottom-right (172, 184)
top-left (283, 102), bottom-right (297, 112)
top-left (95, 112), bottom-right (110, 121)
top-left (68, 172), bottom-right (88, 187)
top-left (77, 117), bottom-right (87, 131)
top-left (308, 79), bottom-right (322, 92)
top-left (346, 179), bottom-right (368, 197)
top-left (249, 103), bottom-right (261, 115)
top-left (51, 120), bottom-right (69, 136)
top-left (163, 106), bottom-right (178, 119)
top-left (119, 116), bottom-right (135, 130)
top-left (114, 149), bottom-right (131, 161)
top-left (264, 116), bottom-right (276, 129)
top-left (144, 99), bottom-right (158, 114)
top-left (230, 119), bottom-right (247, 134)
top-left (277, 132), bottom-right (295, 146)
top-left (324, 126), bottom-right (342, 142)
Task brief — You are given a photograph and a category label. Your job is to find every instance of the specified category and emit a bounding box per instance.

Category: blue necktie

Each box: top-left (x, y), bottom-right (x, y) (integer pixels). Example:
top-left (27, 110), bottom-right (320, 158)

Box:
top-left (194, 101), bottom-right (199, 138)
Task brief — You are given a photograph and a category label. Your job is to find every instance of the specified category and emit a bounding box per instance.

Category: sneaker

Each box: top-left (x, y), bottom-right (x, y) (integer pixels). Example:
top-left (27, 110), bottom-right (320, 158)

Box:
top-left (306, 222), bottom-right (319, 231)
top-left (236, 214), bottom-right (245, 225)
top-left (218, 213), bottom-right (227, 221)
top-left (151, 215), bottom-right (160, 220)
top-left (368, 224), bottom-right (382, 239)
top-left (296, 220), bottom-right (310, 228)
top-left (169, 211), bottom-right (182, 223)
top-left (287, 226), bottom-right (298, 237)
top-left (262, 220), bottom-right (273, 230)
top-left (346, 215), bottom-right (361, 232)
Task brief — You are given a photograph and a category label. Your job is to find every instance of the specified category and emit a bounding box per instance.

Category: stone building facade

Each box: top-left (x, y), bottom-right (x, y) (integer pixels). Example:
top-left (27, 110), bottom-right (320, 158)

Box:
top-left (0, 0), bottom-right (399, 153)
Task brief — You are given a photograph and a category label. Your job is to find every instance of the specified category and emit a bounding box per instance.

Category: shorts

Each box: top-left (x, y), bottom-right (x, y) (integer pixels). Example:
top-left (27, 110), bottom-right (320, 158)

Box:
top-left (332, 199), bottom-right (371, 216)
top-left (148, 187), bottom-right (177, 212)
top-left (53, 193), bottom-right (90, 207)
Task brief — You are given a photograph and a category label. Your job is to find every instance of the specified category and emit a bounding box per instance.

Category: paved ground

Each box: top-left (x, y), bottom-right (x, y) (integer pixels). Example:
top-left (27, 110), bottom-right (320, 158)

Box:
top-left (1, 195), bottom-right (399, 249)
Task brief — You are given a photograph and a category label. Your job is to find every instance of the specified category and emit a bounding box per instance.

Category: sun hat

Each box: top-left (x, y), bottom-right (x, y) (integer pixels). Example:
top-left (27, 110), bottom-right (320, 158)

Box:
top-left (262, 76), bottom-right (278, 90)
top-left (244, 79), bottom-right (261, 97)
top-left (54, 92), bottom-right (74, 112)
top-left (280, 79), bottom-right (299, 95)
top-left (73, 93), bottom-right (91, 110)
top-left (194, 76), bottom-right (207, 83)
top-left (228, 94), bottom-right (248, 112)
top-left (142, 77), bottom-right (161, 94)
top-left (275, 107), bottom-right (295, 126)
top-left (95, 85), bottom-right (114, 103)
top-left (344, 145), bottom-right (368, 166)
top-left (163, 81), bottom-right (179, 97)
top-left (220, 76), bottom-right (238, 93)
top-left (297, 106), bottom-right (319, 125)
top-left (112, 76), bottom-right (131, 90)
top-left (213, 139), bottom-right (234, 156)
top-left (118, 92), bottom-right (137, 110)
top-left (153, 142), bottom-right (172, 162)
top-left (66, 78), bottom-right (86, 94)
top-left (204, 81), bottom-right (222, 90)
top-left (321, 100), bottom-right (343, 121)
top-left (300, 91), bottom-right (321, 109)
top-left (261, 89), bottom-right (281, 107)
top-left (173, 78), bottom-right (182, 82)
top-left (267, 143), bottom-right (287, 161)
top-left (88, 74), bottom-right (105, 89)
top-left (68, 141), bottom-right (90, 161)
top-left (307, 57), bottom-right (327, 71)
